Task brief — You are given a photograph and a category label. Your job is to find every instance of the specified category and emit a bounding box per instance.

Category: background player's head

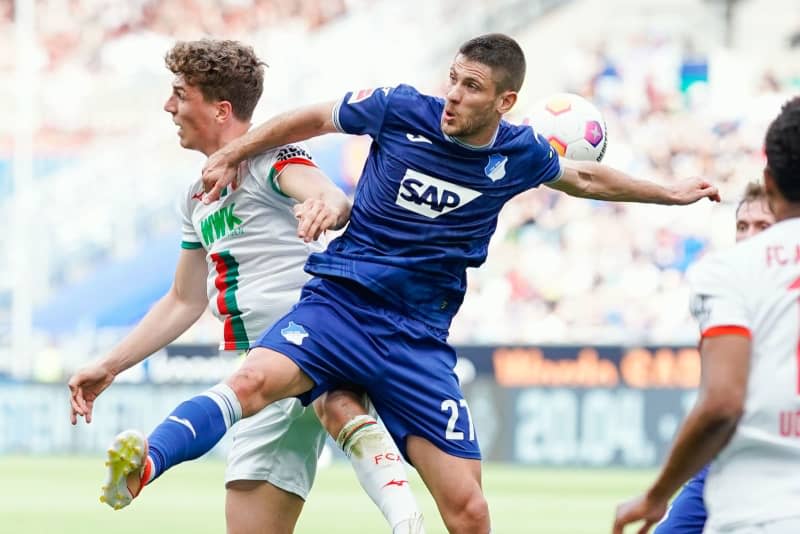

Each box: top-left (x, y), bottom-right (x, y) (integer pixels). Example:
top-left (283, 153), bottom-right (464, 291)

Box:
top-left (764, 96), bottom-right (800, 221)
top-left (735, 182), bottom-right (774, 242)
top-left (163, 39), bottom-right (266, 155)
top-left (442, 33), bottom-right (525, 143)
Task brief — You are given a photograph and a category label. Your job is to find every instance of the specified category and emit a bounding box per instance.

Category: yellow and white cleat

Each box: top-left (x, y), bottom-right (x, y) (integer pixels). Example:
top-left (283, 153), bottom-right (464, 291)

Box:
top-left (100, 429), bottom-right (149, 510)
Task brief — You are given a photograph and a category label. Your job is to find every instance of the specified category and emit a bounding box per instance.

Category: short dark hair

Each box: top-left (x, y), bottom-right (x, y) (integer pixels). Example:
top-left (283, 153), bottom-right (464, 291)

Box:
top-left (457, 33), bottom-right (526, 93)
top-left (165, 39), bottom-right (266, 121)
top-left (765, 96), bottom-right (800, 202)
top-left (735, 181), bottom-right (769, 216)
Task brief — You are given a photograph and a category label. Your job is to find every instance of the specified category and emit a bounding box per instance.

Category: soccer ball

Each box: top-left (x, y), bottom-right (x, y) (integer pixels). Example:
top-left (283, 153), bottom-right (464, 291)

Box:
top-left (524, 93), bottom-right (607, 162)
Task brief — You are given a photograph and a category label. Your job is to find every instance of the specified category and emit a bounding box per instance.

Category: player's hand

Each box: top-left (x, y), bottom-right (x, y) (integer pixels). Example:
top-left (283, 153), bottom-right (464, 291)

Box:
top-left (67, 362), bottom-right (115, 425)
top-left (670, 177), bottom-right (721, 205)
top-left (612, 493), bottom-right (667, 534)
top-left (294, 197), bottom-right (345, 242)
top-left (201, 148), bottom-right (239, 204)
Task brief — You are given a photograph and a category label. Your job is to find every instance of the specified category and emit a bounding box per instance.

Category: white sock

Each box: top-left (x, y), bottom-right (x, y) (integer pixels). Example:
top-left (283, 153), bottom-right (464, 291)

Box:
top-left (337, 415), bottom-right (424, 533)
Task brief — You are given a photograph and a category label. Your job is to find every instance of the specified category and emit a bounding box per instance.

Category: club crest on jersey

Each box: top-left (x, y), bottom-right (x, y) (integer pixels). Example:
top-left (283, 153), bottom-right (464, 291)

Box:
top-left (281, 321), bottom-right (309, 346)
top-left (484, 154), bottom-right (507, 182)
top-left (396, 169), bottom-right (481, 219)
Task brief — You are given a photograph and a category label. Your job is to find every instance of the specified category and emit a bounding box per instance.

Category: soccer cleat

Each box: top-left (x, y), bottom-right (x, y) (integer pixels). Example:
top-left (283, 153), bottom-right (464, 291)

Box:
top-left (100, 429), bottom-right (150, 510)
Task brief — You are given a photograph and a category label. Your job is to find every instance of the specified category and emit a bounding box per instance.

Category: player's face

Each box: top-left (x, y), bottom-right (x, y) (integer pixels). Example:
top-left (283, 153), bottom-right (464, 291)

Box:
top-left (163, 75), bottom-right (220, 153)
top-left (735, 199), bottom-right (774, 242)
top-left (442, 55), bottom-right (508, 143)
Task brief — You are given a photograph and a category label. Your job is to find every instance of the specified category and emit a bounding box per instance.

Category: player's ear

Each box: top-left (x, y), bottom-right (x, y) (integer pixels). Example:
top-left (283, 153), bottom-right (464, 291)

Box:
top-left (763, 167), bottom-right (779, 211)
top-left (496, 90), bottom-right (517, 115)
top-left (216, 100), bottom-right (233, 122)
top-left (763, 168), bottom-right (775, 195)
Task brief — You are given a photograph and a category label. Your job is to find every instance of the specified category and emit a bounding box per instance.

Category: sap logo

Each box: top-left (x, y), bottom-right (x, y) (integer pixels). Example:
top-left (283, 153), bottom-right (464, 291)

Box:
top-left (396, 170), bottom-right (481, 219)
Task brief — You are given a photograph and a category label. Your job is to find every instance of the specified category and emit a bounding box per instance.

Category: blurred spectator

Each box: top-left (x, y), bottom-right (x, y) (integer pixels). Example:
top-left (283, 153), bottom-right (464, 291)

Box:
top-left (2, 0), bottom-right (799, 376)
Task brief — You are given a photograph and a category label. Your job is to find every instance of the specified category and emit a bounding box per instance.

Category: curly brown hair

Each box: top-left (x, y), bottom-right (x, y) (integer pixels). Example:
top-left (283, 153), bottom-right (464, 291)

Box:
top-left (165, 39), bottom-right (266, 121)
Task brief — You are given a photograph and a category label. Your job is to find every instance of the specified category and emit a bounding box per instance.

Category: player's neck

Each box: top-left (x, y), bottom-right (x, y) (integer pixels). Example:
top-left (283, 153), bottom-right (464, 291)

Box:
top-left (775, 202), bottom-right (800, 222)
top-left (452, 124), bottom-right (499, 148)
top-left (201, 122), bottom-right (252, 157)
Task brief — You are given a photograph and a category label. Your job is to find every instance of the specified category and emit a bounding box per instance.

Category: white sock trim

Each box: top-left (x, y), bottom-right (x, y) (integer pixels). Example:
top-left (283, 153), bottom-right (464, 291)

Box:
top-left (336, 415), bottom-right (378, 455)
top-left (204, 383), bottom-right (243, 428)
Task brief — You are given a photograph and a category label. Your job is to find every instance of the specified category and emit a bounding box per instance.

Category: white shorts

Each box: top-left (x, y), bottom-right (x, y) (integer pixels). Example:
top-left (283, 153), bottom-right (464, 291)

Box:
top-left (704, 517), bottom-right (800, 534)
top-left (224, 392), bottom-right (327, 499)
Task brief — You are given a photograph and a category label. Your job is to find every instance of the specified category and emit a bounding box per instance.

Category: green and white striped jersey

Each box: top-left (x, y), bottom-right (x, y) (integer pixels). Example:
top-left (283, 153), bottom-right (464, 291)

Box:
top-left (180, 144), bottom-right (324, 350)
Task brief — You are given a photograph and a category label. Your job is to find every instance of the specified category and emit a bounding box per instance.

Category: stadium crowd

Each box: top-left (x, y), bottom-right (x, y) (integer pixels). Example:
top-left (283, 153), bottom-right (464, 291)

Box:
top-left (2, 0), bottom-right (798, 374)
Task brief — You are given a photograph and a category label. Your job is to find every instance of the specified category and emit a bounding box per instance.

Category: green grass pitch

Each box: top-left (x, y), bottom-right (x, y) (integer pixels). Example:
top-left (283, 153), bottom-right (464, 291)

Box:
top-left (0, 456), bottom-right (656, 533)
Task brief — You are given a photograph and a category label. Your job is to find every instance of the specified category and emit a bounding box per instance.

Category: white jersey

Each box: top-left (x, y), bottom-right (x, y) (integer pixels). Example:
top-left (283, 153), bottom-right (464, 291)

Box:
top-left (180, 144), bottom-right (323, 350)
top-left (687, 218), bottom-right (800, 530)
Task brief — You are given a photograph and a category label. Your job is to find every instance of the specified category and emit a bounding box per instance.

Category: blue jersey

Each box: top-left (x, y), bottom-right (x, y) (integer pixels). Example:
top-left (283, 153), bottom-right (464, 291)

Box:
top-left (305, 84), bottom-right (562, 329)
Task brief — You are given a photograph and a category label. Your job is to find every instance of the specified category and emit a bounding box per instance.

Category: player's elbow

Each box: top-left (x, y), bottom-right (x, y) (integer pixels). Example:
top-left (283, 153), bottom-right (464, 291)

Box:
top-left (698, 394), bottom-right (745, 428)
top-left (563, 161), bottom-right (603, 198)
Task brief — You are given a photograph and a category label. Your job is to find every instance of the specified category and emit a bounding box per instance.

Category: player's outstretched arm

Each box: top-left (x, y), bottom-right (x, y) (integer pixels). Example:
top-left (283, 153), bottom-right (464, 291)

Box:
top-left (201, 101), bottom-right (340, 204)
top-left (612, 334), bottom-right (749, 534)
top-left (278, 163), bottom-right (352, 243)
top-left (68, 248), bottom-right (209, 425)
top-left (549, 159), bottom-right (721, 205)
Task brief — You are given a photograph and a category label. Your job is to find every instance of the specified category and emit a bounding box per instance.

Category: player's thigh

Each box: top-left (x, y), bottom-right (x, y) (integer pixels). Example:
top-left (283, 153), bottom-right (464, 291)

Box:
top-left (252, 282), bottom-right (382, 404)
top-left (406, 435), bottom-right (486, 525)
top-left (226, 347), bottom-right (315, 415)
top-left (226, 398), bottom-right (327, 500)
top-left (368, 332), bottom-right (481, 462)
top-left (226, 480), bottom-right (304, 534)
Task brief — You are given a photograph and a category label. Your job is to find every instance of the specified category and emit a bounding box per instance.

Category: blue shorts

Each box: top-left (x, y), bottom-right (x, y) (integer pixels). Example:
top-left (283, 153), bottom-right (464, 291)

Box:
top-left (654, 465), bottom-right (708, 534)
top-left (252, 276), bottom-right (481, 463)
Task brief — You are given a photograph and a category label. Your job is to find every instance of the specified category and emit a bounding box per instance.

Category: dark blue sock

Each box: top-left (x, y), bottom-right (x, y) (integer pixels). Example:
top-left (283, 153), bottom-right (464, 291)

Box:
top-left (146, 395), bottom-right (231, 481)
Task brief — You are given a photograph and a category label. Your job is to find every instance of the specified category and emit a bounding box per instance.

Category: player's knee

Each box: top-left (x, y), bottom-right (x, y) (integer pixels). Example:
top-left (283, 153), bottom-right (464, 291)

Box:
top-left (315, 390), bottom-right (367, 438)
top-left (226, 367), bottom-right (268, 416)
top-left (461, 491), bottom-right (490, 529)
top-left (442, 487), bottom-right (489, 532)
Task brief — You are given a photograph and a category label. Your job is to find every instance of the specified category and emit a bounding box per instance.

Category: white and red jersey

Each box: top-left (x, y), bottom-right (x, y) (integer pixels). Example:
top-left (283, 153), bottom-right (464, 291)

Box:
top-left (180, 144), bottom-right (323, 351)
top-left (687, 218), bottom-right (800, 529)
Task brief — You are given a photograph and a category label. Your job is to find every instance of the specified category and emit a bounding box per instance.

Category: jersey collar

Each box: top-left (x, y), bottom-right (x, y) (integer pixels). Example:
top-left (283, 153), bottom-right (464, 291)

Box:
top-left (443, 126), bottom-right (499, 151)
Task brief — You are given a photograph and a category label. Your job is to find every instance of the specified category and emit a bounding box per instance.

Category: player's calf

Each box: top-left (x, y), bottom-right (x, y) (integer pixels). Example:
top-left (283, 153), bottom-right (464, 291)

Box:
top-left (335, 413), bottom-right (425, 534)
top-left (314, 390), bottom-right (425, 533)
top-left (100, 383), bottom-right (243, 510)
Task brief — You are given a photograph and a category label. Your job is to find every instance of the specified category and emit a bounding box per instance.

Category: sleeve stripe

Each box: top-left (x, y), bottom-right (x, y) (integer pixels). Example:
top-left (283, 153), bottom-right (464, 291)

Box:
top-left (181, 240), bottom-right (203, 250)
top-left (269, 157), bottom-right (317, 198)
top-left (543, 162), bottom-right (565, 184)
top-left (701, 325), bottom-right (752, 339)
top-left (273, 157), bottom-right (316, 173)
top-left (331, 98), bottom-right (345, 132)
